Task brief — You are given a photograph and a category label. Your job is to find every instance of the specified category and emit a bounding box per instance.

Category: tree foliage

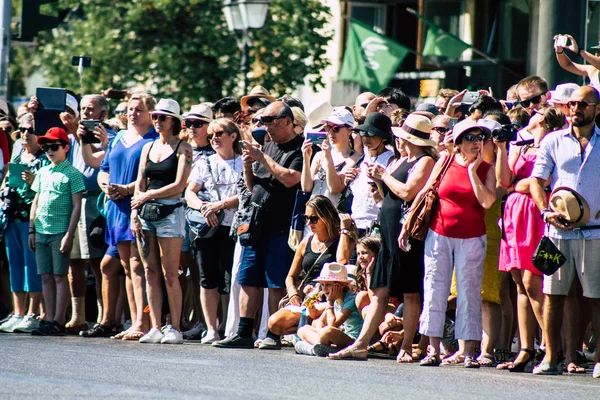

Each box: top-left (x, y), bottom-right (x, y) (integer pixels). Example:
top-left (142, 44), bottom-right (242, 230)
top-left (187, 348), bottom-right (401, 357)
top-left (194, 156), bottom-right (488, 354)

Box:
top-left (20, 0), bottom-right (332, 106)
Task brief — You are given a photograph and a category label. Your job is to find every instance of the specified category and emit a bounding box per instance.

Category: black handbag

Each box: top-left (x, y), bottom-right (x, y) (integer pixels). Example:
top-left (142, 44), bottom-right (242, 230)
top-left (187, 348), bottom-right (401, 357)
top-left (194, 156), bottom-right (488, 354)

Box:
top-left (139, 201), bottom-right (182, 221)
top-left (532, 236), bottom-right (566, 276)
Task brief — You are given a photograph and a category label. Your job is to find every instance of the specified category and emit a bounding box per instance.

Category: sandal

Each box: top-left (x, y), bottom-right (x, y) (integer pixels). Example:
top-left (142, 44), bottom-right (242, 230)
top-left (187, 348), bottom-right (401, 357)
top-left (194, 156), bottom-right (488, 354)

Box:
top-left (419, 354), bottom-right (441, 367)
top-left (477, 353), bottom-right (495, 367)
top-left (508, 349), bottom-right (535, 373)
top-left (122, 331), bottom-right (145, 341)
top-left (565, 362), bottom-right (586, 374)
top-left (328, 345), bottom-right (368, 360)
top-left (412, 348), bottom-right (426, 361)
top-left (396, 349), bottom-right (414, 363)
top-left (367, 340), bottom-right (387, 354)
top-left (494, 349), bottom-right (512, 364)
top-left (464, 356), bottom-right (480, 369)
top-left (441, 353), bottom-right (465, 365)
top-left (110, 330), bottom-right (129, 340)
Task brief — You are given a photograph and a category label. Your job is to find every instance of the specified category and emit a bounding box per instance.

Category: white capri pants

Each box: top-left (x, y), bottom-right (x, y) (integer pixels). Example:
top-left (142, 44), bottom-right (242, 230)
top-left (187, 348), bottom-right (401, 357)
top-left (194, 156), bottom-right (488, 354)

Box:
top-left (419, 229), bottom-right (486, 341)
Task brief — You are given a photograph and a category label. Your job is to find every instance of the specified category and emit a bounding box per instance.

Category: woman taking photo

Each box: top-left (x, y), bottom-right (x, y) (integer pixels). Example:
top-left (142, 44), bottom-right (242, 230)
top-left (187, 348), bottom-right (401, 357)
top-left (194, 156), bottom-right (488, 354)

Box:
top-left (399, 118), bottom-right (496, 368)
top-left (0, 113), bottom-right (49, 333)
top-left (267, 195), bottom-right (355, 338)
top-left (496, 106), bottom-right (566, 371)
top-left (185, 119), bottom-right (243, 344)
top-left (132, 98), bottom-right (192, 344)
top-left (329, 114), bottom-right (437, 361)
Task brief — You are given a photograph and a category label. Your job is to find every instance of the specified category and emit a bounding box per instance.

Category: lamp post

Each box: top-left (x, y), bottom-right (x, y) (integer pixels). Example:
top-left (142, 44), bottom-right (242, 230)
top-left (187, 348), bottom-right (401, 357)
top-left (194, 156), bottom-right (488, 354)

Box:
top-left (223, 0), bottom-right (271, 93)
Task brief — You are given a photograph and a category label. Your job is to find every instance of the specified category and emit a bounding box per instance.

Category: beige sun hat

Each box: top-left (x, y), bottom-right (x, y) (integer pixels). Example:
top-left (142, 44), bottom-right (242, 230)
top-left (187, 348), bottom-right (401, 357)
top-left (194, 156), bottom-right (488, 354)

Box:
top-left (151, 98), bottom-right (182, 121)
top-left (184, 104), bottom-right (213, 122)
top-left (240, 85), bottom-right (277, 110)
top-left (314, 262), bottom-right (352, 284)
top-left (304, 102), bottom-right (333, 134)
top-left (392, 113), bottom-right (436, 147)
top-left (549, 187), bottom-right (590, 228)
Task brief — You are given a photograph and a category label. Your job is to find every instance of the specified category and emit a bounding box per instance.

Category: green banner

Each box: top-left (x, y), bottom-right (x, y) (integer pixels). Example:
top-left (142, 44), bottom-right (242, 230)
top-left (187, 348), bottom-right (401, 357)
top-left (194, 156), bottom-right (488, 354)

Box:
top-left (338, 20), bottom-right (411, 92)
top-left (422, 26), bottom-right (470, 60)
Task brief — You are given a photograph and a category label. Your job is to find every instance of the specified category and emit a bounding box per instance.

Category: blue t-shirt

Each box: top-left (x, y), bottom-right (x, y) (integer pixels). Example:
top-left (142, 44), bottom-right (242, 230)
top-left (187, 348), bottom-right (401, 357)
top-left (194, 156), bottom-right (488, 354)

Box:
top-left (334, 291), bottom-right (363, 339)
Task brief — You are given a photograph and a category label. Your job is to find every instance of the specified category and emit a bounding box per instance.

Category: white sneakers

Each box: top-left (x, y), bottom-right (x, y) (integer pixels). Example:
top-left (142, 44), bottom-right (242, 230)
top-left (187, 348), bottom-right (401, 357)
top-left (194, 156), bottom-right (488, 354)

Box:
top-left (200, 330), bottom-right (220, 344)
top-left (139, 326), bottom-right (183, 344)
top-left (13, 315), bottom-right (40, 333)
top-left (0, 315), bottom-right (23, 333)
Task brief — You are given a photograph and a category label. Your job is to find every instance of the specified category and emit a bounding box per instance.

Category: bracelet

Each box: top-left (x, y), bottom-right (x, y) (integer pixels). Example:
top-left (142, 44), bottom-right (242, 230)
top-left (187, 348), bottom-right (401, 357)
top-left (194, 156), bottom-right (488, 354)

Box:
top-left (340, 228), bottom-right (351, 236)
top-left (555, 51), bottom-right (564, 54)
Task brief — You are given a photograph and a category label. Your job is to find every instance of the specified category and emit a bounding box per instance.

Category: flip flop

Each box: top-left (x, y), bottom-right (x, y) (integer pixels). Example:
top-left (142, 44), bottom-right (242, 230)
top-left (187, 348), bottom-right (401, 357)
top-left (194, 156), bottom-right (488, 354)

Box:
top-left (328, 346), bottom-right (368, 360)
top-left (110, 330), bottom-right (129, 340)
top-left (122, 331), bottom-right (145, 341)
top-left (441, 353), bottom-right (465, 365)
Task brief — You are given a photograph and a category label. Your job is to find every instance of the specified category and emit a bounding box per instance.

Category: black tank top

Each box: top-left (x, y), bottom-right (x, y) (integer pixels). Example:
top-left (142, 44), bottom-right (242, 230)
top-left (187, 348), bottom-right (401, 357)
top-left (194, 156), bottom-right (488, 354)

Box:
top-left (302, 235), bottom-right (339, 281)
top-left (145, 140), bottom-right (183, 190)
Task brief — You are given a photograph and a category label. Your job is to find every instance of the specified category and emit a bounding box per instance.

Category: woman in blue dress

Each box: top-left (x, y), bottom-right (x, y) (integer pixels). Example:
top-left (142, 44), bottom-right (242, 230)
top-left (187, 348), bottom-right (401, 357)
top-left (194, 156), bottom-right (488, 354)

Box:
top-left (96, 93), bottom-right (158, 340)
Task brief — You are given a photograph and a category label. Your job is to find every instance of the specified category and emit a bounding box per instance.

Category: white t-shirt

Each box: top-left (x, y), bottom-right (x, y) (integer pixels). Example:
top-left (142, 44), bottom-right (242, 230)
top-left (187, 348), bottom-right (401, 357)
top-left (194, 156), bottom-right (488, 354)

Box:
top-left (349, 149), bottom-right (394, 230)
top-left (190, 154), bottom-right (243, 227)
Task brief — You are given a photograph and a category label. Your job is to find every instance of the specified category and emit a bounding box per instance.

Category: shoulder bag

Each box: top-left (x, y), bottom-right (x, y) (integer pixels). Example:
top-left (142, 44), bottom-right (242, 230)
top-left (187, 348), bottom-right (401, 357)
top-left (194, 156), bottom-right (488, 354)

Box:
top-left (403, 154), bottom-right (454, 241)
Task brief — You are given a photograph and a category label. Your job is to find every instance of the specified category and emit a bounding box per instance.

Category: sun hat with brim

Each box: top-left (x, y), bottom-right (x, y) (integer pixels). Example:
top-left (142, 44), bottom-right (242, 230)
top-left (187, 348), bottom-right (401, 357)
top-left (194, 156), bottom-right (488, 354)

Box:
top-left (549, 186), bottom-right (590, 228)
top-left (452, 118), bottom-right (492, 143)
top-left (314, 262), bottom-right (352, 284)
top-left (37, 127), bottom-right (69, 145)
top-left (353, 112), bottom-right (392, 141)
top-left (240, 85), bottom-right (277, 110)
top-left (392, 114), bottom-right (436, 147)
top-left (321, 106), bottom-right (355, 128)
top-left (304, 102), bottom-right (333, 135)
top-left (416, 103), bottom-right (440, 116)
top-left (184, 104), bottom-right (213, 122)
top-left (549, 83), bottom-right (580, 105)
top-left (151, 98), bottom-right (182, 121)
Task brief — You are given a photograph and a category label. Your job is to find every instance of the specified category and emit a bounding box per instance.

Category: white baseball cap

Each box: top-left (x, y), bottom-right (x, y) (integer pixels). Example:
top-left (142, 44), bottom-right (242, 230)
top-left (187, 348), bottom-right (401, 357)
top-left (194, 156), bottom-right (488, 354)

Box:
top-left (321, 106), bottom-right (355, 127)
top-left (66, 94), bottom-right (79, 118)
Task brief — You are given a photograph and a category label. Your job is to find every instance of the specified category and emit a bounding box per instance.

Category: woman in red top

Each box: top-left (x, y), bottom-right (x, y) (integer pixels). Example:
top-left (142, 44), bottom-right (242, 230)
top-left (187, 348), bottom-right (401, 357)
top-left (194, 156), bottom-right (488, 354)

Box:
top-left (399, 118), bottom-right (496, 368)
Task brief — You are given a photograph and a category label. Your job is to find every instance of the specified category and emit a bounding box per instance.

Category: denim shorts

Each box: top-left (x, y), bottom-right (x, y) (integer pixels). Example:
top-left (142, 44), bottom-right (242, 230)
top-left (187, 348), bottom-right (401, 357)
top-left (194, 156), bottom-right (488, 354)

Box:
top-left (139, 199), bottom-right (186, 238)
top-left (238, 233), bottom-right (295, 289)
top-left (35, 232), bottom-right (71, 275)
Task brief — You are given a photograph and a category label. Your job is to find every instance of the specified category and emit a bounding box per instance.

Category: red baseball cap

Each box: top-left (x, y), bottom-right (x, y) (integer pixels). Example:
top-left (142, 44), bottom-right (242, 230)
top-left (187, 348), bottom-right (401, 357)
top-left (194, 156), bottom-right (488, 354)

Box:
top-left (37, 127), bottom-right (69, 145)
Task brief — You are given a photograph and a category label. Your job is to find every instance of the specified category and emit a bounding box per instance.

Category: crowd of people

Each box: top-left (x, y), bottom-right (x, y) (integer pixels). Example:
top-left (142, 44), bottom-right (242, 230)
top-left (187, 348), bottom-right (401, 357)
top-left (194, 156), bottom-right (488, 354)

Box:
top-left (1, 32), bottom-right (600, 379)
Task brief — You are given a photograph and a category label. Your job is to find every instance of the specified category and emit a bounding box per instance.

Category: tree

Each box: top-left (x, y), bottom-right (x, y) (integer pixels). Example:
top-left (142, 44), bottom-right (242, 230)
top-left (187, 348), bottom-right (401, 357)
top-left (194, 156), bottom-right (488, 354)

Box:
top-left (23, 0), bottom-right (332, 106)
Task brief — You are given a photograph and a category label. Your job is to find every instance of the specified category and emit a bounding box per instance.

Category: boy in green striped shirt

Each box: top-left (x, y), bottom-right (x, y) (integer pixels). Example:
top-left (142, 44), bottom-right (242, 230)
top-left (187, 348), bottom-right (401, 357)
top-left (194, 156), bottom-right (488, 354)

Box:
top-left (28, 127), bottom-right (86, 336)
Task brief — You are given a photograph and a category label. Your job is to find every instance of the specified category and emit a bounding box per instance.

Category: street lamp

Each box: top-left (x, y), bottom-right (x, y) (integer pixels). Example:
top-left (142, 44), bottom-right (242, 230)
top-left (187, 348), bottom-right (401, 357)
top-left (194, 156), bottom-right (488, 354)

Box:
top-left (223, 0), bottom-right (271, 93)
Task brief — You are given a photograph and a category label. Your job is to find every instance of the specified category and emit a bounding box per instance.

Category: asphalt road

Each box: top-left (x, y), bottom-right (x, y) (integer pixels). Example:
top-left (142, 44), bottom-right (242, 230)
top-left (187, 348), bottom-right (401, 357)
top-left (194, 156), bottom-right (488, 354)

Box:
top-left (0, 334), bottom-right (598, 399)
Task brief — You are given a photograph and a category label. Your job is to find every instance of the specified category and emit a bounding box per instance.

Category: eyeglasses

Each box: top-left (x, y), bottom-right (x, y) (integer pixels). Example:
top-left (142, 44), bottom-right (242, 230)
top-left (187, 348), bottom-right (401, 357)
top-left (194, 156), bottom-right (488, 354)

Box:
top-left (19, 127), bottom-right (34, 134)
top-left (432, 126), bottom-right (449, 134)
top-left (462, 133), bottom-right (487, 142)
top-left (185, 120), bottom-right (207, 129)
top-left (358, 130), bottom-right (377, 137)
top-left (520, 92), bottom-right (547, 108)
top-left (323, 125), bottom-right (342, 134)
top-left (208, 131), bottom-right (226, 140)
top-left (114, 110), bottom-right (126, 115)
top-left (567, 100), bottom-right (598, 109)
top-left (151, 114), bottom-right (168, 122)
top-left (42, 143), bottom-right (65, 152)
top-left (260, 115), bottom-right (286, 124)
top-left (302, 214), bottom-right (320, 224)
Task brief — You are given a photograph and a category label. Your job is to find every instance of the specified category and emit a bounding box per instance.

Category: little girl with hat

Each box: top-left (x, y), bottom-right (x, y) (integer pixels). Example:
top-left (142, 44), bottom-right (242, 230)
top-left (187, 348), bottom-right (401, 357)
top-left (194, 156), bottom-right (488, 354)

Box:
top-left (295, 263), bottom-right (364, 357)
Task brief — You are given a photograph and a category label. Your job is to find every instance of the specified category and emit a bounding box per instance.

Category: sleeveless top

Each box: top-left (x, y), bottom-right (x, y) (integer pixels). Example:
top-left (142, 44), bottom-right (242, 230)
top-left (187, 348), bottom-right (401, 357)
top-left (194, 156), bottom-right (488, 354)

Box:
top-left (429, 158), bottom-right (491, 238)
top-left (301, 234), bottom-right (339, 281)
top-left (145, 140), bottom-right (183, 190)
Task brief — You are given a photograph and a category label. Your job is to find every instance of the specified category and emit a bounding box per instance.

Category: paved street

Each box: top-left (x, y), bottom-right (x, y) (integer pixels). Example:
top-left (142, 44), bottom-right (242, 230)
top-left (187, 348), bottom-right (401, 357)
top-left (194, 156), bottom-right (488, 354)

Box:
top-left (0, 334), bottom-right (598, 399)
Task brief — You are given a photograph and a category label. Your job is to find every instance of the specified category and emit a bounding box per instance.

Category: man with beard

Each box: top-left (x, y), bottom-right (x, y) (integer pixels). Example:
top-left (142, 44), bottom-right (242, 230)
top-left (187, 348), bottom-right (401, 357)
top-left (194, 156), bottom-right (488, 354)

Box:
top-left (530, 86), bottom-right (600, 378)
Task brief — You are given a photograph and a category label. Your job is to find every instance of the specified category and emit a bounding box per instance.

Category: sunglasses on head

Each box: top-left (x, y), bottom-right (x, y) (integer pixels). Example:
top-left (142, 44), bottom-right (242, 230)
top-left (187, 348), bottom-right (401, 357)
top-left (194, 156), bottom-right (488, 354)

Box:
top-left (208, 131), bottom-right (226, 140)
top-left (260, 115), bottom-right (286, 124)
top-left (42, 143), bottom-right (65, 152)
top-left (19, 127), bottom-right (34, 134)
top-left (185, 120), bottom-right (207, 129)
top-left (520, 92), bottom-right (547, 108)
top-left (567, 100), bottom-right (598, 109)
top-left (302, 214), bottom-right (320, 224)
top-left (151, 114), bottom-right (169, 122)
top-left (462, 133), bottom-right (487, 142)
top-left (432, 126), bottom-right (449, 134)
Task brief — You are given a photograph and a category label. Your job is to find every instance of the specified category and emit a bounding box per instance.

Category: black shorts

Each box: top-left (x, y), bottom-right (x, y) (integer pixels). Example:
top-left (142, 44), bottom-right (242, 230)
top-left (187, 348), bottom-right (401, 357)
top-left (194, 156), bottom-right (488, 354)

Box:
top-left (195, 226), bottom-right (235, 294)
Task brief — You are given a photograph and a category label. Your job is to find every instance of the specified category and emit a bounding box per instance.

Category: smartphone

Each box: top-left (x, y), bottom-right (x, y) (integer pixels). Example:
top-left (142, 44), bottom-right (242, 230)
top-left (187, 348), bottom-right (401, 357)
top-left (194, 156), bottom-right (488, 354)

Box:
top-left (71, 56), bottom-right (92, 67)
top-left (306, 132), bottom-right (327, 145)
top-left (556, 35), bottom-right (568, 47)
top-left (105, 89), bottom-right (127, 100)
top-left (462, 91), bottom-right (480, 105)
top-left (81, 120), bottom-right (101, 144)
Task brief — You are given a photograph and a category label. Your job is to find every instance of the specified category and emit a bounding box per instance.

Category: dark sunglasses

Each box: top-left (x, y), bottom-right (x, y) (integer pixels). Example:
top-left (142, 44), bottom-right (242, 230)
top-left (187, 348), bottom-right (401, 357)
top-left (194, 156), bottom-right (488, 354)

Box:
top-left (432, 126), bottom-right (449, 134)
top-left (260, 115), bottom-right (286, 124)
top-left (358, 130), bottom-right (377, 138)
top-left (251, 117), bottom-right (263, 124)
top-left (19, 127), bottom-right (34, 134)
top-left (42, 143), bottom-right (65, 152)
top-left (520, 92), bottom-right (547, 108)
top-left (462, 133), bottom-right (487, 142)
top-left (151, 114), bottom-right (169, 121)
top-left (185, 120), bottom-right (207, 129)
top-left (324, 125), bottom-right (343, 134)
top-left (208, 131), bottom-right (226, 140)
top-left (302, 214), bottom-right (320, 224)
top-left (567, 100), bottom-right (598, 109)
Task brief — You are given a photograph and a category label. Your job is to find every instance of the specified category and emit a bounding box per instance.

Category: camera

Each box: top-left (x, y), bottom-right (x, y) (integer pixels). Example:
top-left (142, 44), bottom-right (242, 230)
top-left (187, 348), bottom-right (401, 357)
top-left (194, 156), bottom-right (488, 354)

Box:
top-left (492, 124), bottom-right (518, 143)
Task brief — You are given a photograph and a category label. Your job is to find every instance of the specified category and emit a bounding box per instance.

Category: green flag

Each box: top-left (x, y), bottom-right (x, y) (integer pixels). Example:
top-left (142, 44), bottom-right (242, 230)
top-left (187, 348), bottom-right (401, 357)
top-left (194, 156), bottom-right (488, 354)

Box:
top-left (338, 20), bottom-right (411, 92)
top-left (422, 26), bottom-right (470, 60)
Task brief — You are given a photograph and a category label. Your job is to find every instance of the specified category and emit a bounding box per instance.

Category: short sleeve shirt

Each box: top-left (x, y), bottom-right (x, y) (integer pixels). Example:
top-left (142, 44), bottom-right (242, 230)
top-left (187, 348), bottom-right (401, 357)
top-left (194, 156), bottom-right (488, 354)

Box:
top-left (31, 160), bottom-right (86, 234)
top-left (334, 291), bottom-right (363, 339)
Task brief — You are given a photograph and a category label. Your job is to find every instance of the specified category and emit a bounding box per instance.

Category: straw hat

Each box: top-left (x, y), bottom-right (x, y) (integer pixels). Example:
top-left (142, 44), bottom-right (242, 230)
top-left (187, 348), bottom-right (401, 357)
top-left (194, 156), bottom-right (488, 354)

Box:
top-left (184, 104), bottom-right (213, 122)
top-left (151, 98), bottom-right (182, 121)
top-left (314, 262), bottom-right (352, 284)
top-left (392, 114), bottom-right (436, 147)
top-left (549, 187), bottom-right (590, 228)
top-left (304, 102), bottom-right (333, 134)
top-left (240, 85), bottom-right (277, 110)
